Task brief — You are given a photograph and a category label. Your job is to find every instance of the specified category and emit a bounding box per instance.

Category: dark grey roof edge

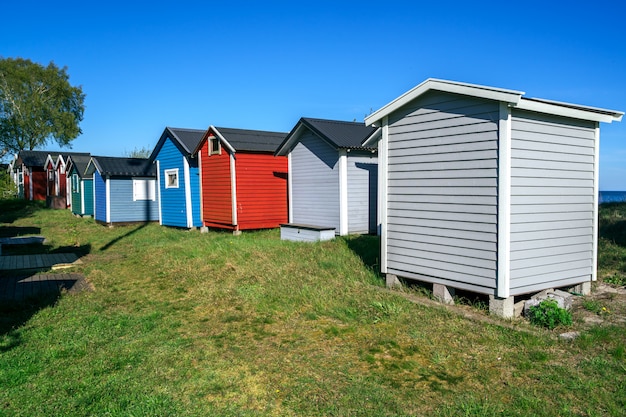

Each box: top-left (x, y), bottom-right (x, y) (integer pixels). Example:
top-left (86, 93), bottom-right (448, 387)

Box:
top-left (148, 126), bottom-right (207, 163)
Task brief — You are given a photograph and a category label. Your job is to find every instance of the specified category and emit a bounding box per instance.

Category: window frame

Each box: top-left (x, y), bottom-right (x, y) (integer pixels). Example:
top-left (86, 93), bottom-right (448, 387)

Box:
top-left (209, 136), bottom-right (221, 155)
top-left (164, 168), bottom-right (179, 189)
top-left (133, 178), bottom-right (156, 201)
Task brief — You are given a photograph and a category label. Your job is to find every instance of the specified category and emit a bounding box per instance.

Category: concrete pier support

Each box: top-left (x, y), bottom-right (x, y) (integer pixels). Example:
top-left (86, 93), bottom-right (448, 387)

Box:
top-left (386, 274), bottom-right (403, 289)
top-left (433, 283), bottom-right (455, 305)
top-left (489, 295), bottom-right (515, 318)
top-left (572, 281), bottom-right (591, 295)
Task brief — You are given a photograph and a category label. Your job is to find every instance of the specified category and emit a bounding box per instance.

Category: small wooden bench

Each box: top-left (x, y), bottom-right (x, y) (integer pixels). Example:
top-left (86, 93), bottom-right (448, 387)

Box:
top-left (280, 224), bottom-right (336, 242)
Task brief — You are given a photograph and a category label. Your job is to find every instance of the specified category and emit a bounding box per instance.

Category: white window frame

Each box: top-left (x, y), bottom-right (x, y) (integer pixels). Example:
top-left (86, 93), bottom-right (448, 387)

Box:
top-left (164, 168), bottom-right (179, 189)
top-left (209, 136), bottom-right (221, 155)
top-left (133, 178), bottom-right (156, 201)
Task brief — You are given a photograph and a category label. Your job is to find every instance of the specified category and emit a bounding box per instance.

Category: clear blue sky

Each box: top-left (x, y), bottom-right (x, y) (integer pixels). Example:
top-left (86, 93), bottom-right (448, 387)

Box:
top-left (3, 0), bottom-right (625, 189)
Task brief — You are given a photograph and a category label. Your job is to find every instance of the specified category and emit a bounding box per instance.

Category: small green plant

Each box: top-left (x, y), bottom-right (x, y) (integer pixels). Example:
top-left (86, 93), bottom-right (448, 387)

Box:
top-left (528, 299), bottom-right (572, 329)
top-left (582, 299), bottom-right (611, 317)
top-left (604, 273), bottom-right (626, 287)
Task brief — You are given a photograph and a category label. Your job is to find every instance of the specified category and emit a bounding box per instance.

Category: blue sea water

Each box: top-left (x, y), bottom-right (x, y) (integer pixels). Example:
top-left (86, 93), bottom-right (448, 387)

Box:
top-left (599, 191), bottom-right (626, 204)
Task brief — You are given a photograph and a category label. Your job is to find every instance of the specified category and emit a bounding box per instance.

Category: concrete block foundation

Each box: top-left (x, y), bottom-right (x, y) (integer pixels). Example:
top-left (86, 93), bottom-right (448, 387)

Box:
top-left (385, 274), bottom-right (403, 289)
top-left (433, 283), bottom-right (455, 305)
top-left (572, 281), bottom-right (591, 295)
top-left (489, 295), bottom-right (515, 318)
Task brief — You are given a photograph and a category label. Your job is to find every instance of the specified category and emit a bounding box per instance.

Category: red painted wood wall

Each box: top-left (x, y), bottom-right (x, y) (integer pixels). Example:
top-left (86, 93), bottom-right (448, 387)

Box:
top-left (199, 142), bottom-right (288, 231)
top-left (27, 169), bottom-right (47, 201)
top-left (235, 153), bottom-right (287, 230)
top-left (200, 142), bottom-right (233, 229)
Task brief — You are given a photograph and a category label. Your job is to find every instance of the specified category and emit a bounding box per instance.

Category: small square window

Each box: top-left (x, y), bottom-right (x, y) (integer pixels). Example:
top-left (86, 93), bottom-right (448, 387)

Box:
top-left (209, 136), bottom-right (220, 155)
top-left (164, 169), bottom-right (179, 189)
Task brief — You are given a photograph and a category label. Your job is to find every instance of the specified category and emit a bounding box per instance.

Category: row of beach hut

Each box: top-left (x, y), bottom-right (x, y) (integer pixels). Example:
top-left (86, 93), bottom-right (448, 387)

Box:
top-left (8, 78), bottom-right (623, 317)
top-left (10, 118), bottom-right (379, 235)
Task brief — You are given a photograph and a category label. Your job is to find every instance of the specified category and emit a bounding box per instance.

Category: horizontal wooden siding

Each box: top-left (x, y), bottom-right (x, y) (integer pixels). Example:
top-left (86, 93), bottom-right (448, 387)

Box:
top-left (200, 142), bottom-right (233, 228)
top-left (235, 153), bottom-right (288, 230)
top-left (290, 130), bottom-right (340, 230)
top-left (346, 152), bottom-right (377, 234)
top-left (509, 109), bottom-right (596, 295)
top-left (386, 91), bottom-right (499, 294)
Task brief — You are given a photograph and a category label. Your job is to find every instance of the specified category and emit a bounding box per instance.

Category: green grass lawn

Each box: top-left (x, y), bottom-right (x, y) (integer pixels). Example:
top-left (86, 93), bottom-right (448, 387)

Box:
top-left (1, 200), bottom-right (625, 416)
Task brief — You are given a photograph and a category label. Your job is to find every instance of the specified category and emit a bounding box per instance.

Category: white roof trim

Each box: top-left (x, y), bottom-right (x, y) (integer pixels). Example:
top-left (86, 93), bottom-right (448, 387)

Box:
top-left (361, 127), bottom-right (382, 148)
top-left (365, 78), bottom-right (623, 127)
top-left (275, 123), bottom-right (307, 156)
top-left (517, 98), bottom-right (623, 123)
top-left (209, 126), bottom-right (236, 154)
top-left (365, 78), bottom-right (524, 126)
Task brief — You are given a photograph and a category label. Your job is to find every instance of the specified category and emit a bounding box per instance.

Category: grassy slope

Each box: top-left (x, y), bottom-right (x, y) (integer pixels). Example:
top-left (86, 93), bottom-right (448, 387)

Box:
top-left (0, 201), bottom-right (625, 416)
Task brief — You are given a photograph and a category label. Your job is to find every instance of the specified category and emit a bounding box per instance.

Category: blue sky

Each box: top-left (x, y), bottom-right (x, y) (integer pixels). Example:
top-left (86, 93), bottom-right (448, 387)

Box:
top-left (2, 0), bottom-right (625, 189)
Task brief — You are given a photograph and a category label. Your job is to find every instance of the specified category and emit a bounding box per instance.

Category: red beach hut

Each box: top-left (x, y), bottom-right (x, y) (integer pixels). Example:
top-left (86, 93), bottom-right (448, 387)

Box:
top-left (194, 126), bottom-right (288, 234)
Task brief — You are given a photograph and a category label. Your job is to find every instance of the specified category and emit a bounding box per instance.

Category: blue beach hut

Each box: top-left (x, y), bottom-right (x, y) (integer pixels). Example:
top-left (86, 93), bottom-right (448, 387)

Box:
top-left (148, 127), bottom-right (204, 228)
top-left (86, 156), bottom-right (158, 225)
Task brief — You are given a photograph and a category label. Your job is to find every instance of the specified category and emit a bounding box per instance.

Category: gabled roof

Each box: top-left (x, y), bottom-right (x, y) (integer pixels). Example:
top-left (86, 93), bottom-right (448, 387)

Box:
top-left (16, 150), bottom-right (59, 167)
top-left (87, 156), bottom-right (156, 177)
top-left (193, 126), bottom-right (287, 155)
top-left (66, 154), bottom-right (93, 178)
top-left (148, 127), bottom-right (206, 163)
top-left (275, 118), bottom-right (380, 156)
top-left (364, 78), bottom-right (623, 132)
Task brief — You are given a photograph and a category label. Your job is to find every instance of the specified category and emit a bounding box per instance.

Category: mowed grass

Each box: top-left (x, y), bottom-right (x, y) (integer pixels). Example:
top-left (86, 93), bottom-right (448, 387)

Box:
top-left (1, 200), bottom-right (625, 416)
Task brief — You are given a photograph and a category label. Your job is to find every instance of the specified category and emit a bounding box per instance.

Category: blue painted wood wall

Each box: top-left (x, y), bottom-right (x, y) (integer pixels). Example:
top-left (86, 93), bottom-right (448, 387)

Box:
top-left (156, 137), bottom-right (202, 228)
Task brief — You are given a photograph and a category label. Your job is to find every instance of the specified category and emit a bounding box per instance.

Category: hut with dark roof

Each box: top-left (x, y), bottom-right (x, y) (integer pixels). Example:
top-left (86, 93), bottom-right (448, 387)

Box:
top-left (193, 126), bottom-right (288, 234)
top-left (86, 156), bottom-right (158, 225)
top-left (275, 118), bottom-right (380, 238)
top-left (149, 127), bottom-right (204, 228)
top-left (363, 78), bottom-right (623, 317)
top-left (66, 154), bottom-right (94, 216)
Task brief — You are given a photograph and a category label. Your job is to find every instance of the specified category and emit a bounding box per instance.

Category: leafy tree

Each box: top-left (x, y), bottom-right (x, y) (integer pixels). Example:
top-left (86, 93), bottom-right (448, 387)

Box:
top-left (125, 146), bottom-right (153, 158)
top-left (0, 57), bottom-right (85, 158)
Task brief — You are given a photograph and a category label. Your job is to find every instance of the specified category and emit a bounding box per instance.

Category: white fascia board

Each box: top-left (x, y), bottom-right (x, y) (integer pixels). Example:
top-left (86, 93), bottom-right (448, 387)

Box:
top-left (497, 103), bottom-right (512, 299)
top-left (287, 152), bottom-right (293, 223)
top-left (156, 160), bottom-right (162, 225)
top-left (592, 124), bottom-right (600, 282)
top-left (275, 123), bottom-right (306, 156)
top-left (230, 152), bottom-right (238, 227)
top-left (361, 127), bottom-right (382, 147)
top-left (184, 156), bottom-right (193, 228)
top-left (338, 150), bottom-right (348, 235)
top-left (365, 78), bottom-right (523, 126)
top-left (517, 98), bottom-right (624, 123)
top-left (210, 126), bottom-right (237, 154)
top-left (44, 154), bottom-right (56, 170)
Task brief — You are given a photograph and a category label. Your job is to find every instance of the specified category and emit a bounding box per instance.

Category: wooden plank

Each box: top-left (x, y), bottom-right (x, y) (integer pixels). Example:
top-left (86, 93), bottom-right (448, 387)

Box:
top-left (388, 208), bottom-right (496, 224)
top-left (511, 211), bottom-right (592, 223)
top-left (387, 224), bottom-right (496, 242)
top-left (387, 268), bottom-right (496, 294)
top-left (389, 194), bottom-right (497, 206)
top-left (511, 177), bottom-right (593, 188)
top-left (510, 259), bottom-right (591, 280)
top-left (389, 233), bottom-right (496, 253)
top-left (511, 242), bottom-right (593, 261)
top-left (389, 149), bottom-right (498, 164)
top-left (512, 149), bottom-right (593, 164)
top-left (389, 159), bottom-right (498, 172)
top-left (511, 235), bottom-right (591, 252)
top-left (389, 129), bottom-right (498, 148)
top-left (388, 201), bottom-right (497, 215)
top-left (511, 227), bottom-right (592, 242)
top-left (388, 216), bottom-right (497, 234)
top-left (389, 186), bottom-right (497, 197)
top-left (511, 129), bottom-right (595, 148)
top-left (511, 168), bottom-right (593, 180)
top-left (510, 251), bottom-right (592, 270)
top-left (388, 168), bottom-right (497, 179)
top-left (511, 139), bottom-right (594, 156)
top-left (388, 241), bottom-right (496, 264)
top-left (387, 259), bottom-right (496, 287)
top-left (388, 139), bottom-right (497, 156)
top-left (511, 219), bottom-right (592, 233)
top-left (389, 177), bottom-right (497, 188)
top-left (511, 186), bottom-right (592, 196)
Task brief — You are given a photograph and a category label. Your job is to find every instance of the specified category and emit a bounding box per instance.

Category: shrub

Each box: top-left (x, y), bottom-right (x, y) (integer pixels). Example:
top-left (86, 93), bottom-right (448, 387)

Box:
top-left (528, 299), bottom-right (572, 329)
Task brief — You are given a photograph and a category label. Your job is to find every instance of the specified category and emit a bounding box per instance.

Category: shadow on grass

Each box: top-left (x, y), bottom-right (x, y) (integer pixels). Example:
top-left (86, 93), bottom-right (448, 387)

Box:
top-left (0, 199), bottom-right (46, 224)
top-left (99, 223), bottom-right (149, 251)
top-left (0, 226), bottom-right (42, 238)
top-left (0, 281), bottom-right (61, 352)
top-left (344, 234), bottom-right (382, 276)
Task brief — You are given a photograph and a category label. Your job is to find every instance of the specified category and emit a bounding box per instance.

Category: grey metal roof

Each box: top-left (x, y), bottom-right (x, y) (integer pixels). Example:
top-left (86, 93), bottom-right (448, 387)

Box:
top-left (215, 127), bottom-right (287, 152)
top-left (66, 154), bottom-right (93, 178)
top-left (275, 118), bottom-right (379, 156)
top-left (90, 156), bottom-right (156, 177)
top-left (149, 127), bottom-right (206, 163)
top-left (301, 118), bottom-right (379, 149)
top-left (16, 150), bottom-right (91, 168)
